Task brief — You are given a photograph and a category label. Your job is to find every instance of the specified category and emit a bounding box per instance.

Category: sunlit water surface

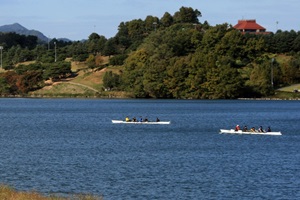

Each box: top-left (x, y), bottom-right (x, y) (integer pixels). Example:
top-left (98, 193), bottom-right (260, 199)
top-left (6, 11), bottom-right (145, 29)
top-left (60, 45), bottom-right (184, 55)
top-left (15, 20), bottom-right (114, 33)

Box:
top-left (0, 98), bottom-right (299, 199)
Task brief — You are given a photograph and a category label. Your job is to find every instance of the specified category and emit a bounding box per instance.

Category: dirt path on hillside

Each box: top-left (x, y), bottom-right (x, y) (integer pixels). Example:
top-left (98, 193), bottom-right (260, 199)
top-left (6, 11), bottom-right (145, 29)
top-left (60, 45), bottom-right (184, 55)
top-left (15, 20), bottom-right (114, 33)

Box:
top-left (54, 81), bottom-right (100, 93)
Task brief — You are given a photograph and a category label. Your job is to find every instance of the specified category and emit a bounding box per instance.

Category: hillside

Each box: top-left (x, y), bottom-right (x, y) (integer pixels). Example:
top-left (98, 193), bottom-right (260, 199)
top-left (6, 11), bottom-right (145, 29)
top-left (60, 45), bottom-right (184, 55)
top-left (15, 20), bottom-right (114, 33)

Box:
top-left (0, 7), bottom-right (300, 99)
top-left (26, 54), bottom-right (299, 99)
top-left (29, 57), bottom-right (130, 98)
top-left (277, 84), bottom-right (300, 92)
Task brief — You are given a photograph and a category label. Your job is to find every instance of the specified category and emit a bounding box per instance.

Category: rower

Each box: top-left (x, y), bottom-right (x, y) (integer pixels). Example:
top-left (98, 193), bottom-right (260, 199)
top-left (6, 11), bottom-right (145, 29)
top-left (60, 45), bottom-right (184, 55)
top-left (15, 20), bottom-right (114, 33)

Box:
top-left (125, 116), bottom-right (130, 122)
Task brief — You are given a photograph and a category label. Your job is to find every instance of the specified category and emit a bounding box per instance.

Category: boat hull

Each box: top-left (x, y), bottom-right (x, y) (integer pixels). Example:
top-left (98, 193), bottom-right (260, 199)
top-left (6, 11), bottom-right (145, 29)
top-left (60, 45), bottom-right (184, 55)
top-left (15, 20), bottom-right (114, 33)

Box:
top-left (220, 129), bottom-right (282, 136)
top-left (112, 120), bottom-right (171, 124)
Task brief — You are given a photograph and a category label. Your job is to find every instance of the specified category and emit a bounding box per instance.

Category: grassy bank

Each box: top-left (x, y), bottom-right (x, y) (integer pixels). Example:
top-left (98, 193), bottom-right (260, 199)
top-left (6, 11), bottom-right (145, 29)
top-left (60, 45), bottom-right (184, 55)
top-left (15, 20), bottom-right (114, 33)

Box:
top-left (29, 60), bottom-right (133, 98)
top-left (270, 90), bottom-right (300, 100)
top-left (0, 185), bottom-right (103, 200)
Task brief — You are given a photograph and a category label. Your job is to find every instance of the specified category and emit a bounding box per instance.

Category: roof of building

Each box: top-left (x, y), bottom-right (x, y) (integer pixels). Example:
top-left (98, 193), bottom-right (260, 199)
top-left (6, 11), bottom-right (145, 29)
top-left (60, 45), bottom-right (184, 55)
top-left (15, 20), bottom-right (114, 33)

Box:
top-left (233, 19), bottom-right (266, 31)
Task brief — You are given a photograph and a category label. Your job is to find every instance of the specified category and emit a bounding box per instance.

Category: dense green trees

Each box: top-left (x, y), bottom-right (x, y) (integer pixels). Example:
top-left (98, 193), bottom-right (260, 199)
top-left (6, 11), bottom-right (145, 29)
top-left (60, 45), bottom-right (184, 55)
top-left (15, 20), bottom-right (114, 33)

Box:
top-left (285, 53), bottom-right (300, 84)
top-left (103, 71), bottom-right (120, 90)
top-left (160, 12), bottom-right (173, 28)
top-left (0, 32), bottom-right (38, 49)
top-left (87, 33), bottom-right (107, 55)
top-left (173, 7), bottom-right (201, 23)
top-left (0, 6), bottom-right (300, 98)
top-left (120, 13), bottom-right (300, 98)
top-left (0, 77), bottom-right (10, 95)
top-left (0, 61), bottom-right (71, 95)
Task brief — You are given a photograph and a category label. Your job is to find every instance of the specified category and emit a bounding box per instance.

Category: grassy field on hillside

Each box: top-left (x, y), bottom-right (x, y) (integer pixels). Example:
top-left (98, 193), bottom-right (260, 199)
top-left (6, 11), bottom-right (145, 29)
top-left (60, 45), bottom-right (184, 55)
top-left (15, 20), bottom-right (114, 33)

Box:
top-left (30, 57), bottom-right (129, 98)
top-left (277, 84), bottom-right (300, 92)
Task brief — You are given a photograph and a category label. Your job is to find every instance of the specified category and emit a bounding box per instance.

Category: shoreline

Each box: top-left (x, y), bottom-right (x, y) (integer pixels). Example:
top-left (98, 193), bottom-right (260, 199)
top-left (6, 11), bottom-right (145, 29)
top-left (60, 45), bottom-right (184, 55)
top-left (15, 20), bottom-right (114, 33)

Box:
top-left (1, 94), bottom-right (300, 100)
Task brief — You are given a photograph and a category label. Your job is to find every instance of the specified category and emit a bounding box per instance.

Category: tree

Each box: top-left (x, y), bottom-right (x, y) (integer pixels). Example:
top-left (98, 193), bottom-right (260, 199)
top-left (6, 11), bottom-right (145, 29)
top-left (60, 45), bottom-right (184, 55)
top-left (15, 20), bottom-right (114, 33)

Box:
top-left (109, 54), bottom-right (128, 66)
top-left (87, 33), bottom-right (107, 55)
top-left (121, 49), bottom-right (149, 97)
top-left (188, 51), bottom-right (244, 99)
top-left (89, 33), bottom-right (100, 40)
top-left (200, 24), bottom-right (228, 53)
top-left (165, 57), bottom-right (189, 98)
top-left (243, 36), bottom-right (265, 61)
top-left (272, 30), bottom-right (297, 53)
top-left (0, 77), bottom-right (10, 95)
top-left (142, 61), bottom-right (169, 98)
top-left (103, 38), bottom-right (118, 56)
top-left (247, 59), bottom-right (274, 96)
top-left (127, 19), bottom-right (145, 40)
top-left (284, 54), bottom-right (300, 84)
top-left (43, 62), bottom-right (71, 81)
top-left (141, 23), bottom-right (199, 58)
top-left (215, 29), bottom-right (245, 59)
top-left (160, 12), bottom-right (173, 27)
top-left (103, 71), bottom-right (120, 89)
top-left (144, 15), bottom-right (159, 33)
top-left (202, 20), bottom-right (210, 30)
top-left (86, 54), bottom-right (96, 69)
top-left (115, 22), bottom-right (132, 52)
top-left (292, 33), bottom-right (300, 52)
top-left (69, 41), bottom-right (88, 62)
top-left (0, 32), bottom-right (38, 49)
top-left (0, 71), bottom-right (20, 94)
top-left (173, 7), bottom-right (201, 24)
top-left (33, 45), bottom-right (48, 61)
top-left (15, 64), bottom-right (40, 75)
top-left (16, 71), bottom-right (43, 93)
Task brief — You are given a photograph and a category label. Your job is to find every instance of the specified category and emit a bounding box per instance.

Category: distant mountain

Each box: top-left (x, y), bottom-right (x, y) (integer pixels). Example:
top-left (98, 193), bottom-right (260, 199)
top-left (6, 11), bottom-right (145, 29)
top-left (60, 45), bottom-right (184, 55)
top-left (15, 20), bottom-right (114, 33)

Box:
top-left (0, 23), bottom-right (49, 42)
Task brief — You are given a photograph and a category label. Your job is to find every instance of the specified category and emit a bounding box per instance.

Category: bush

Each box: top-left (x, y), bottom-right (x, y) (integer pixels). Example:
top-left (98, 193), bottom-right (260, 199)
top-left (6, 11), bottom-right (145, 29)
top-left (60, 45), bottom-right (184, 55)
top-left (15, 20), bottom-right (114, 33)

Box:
top-left (109, 54), bottom-right (128, 66)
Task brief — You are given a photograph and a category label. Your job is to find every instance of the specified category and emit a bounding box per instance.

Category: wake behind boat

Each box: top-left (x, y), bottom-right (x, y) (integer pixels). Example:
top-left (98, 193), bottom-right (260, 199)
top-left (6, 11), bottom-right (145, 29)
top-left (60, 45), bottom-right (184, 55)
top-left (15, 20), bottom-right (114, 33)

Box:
top-left (220, 129), bottom-right (282, 136)
top-left (112, 120), bottom-right (171, 124)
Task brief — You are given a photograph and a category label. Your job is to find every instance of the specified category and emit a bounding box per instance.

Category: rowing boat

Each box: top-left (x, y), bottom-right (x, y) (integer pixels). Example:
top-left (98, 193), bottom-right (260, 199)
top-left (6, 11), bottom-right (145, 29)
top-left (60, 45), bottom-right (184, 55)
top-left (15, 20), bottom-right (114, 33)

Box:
top-left (112, 120), bottom-right (171, 124)
top-left (220, 129), bottom-right (282, 136)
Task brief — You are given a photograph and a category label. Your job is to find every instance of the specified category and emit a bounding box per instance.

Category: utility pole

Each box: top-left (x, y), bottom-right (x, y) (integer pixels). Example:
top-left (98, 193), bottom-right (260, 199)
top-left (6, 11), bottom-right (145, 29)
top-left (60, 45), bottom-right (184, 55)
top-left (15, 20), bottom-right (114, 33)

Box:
top-left (271, 58), bottom-right (274, 87)
top-left (0, 46), bottom-right (3, 68)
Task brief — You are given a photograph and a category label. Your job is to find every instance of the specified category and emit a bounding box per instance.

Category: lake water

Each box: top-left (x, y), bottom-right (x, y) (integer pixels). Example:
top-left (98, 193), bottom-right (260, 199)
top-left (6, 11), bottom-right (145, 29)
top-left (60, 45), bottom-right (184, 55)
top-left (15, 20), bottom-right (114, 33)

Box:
top-left (0, 98), bottom-right (299, 199)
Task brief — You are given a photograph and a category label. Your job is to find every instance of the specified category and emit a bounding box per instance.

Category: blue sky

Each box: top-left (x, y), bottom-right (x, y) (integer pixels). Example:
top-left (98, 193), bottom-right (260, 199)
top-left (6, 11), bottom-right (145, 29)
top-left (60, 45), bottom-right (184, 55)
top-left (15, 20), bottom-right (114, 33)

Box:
top-left (0, 0), bottom-right (299, 40)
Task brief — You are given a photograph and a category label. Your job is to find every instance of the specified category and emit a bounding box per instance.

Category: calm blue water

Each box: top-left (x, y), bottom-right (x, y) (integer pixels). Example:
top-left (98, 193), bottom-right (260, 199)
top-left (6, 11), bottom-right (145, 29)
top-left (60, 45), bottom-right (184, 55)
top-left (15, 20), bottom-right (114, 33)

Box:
top-left (0, 98), bottom-right (299, 199)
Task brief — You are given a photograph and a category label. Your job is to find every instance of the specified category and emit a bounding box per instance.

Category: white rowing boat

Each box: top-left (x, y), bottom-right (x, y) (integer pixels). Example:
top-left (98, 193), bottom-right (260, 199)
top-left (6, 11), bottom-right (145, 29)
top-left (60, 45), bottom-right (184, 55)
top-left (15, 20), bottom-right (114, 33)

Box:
top-left (220, 129), bottom-right (282, 136)
top-left (112, 120), bottom-right (171, 124)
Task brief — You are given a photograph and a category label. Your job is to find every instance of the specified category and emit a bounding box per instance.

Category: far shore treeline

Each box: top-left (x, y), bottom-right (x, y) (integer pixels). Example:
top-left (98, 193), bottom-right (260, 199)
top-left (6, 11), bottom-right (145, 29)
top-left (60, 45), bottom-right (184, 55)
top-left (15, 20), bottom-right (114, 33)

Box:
top-left (0, 7), bottom-right (300, 99)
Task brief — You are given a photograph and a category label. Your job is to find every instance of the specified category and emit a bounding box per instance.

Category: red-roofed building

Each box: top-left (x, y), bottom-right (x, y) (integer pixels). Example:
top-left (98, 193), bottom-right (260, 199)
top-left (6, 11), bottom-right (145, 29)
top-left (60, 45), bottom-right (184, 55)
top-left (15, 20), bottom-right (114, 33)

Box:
top-left (233, 19), bottom-right (270, 34)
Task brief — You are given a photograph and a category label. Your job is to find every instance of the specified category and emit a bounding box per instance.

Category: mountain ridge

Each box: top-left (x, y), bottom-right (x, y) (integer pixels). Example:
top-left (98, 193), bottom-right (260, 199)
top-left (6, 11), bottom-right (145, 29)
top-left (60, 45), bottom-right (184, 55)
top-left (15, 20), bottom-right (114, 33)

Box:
top-left (0, 23), bottom-right (28, 31)
top-left (0, 23), bottom-right (71, 42)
